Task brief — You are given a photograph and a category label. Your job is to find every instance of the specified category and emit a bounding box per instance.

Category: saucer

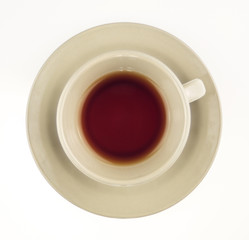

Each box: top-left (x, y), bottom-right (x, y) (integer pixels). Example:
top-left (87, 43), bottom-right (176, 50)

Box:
top-left (27, 23), bottom-right (221, 218)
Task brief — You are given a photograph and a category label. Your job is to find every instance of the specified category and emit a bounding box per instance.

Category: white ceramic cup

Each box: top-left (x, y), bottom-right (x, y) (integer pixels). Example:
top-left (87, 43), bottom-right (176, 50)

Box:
top-left (57, 50), bottom-right (206, 186)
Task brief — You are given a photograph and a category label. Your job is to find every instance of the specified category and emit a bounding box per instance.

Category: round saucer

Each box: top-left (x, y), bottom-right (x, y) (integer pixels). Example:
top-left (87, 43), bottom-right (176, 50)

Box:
top-left (27, 23), bottom-right (221, 218)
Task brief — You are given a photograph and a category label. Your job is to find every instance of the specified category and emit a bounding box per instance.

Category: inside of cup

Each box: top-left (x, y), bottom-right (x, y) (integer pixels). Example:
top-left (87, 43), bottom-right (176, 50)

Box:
top-left (56, 50), bottom-right (190, 186)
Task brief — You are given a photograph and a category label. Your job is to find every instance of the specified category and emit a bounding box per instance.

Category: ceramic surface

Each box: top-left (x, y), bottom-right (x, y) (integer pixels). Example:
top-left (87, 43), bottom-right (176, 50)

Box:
top-left (57, 50), bottom-right (206, 186)
top-left (27, 23), bottom-right (221, 218)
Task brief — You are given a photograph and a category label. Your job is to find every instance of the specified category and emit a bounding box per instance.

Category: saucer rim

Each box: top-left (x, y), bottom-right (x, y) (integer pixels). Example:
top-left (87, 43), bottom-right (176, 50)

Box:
top-left (27, 22), bottom-right (222, 218)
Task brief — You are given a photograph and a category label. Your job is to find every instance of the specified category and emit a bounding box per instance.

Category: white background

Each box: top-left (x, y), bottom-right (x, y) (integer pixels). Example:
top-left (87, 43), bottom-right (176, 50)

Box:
top-left (1, 0), bottom-right (249, 239)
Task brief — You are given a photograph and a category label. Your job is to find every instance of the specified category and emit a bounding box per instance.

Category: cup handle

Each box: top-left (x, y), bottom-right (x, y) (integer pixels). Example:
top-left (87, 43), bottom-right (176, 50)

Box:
top-left (183, 79), bottom-right (206, 103)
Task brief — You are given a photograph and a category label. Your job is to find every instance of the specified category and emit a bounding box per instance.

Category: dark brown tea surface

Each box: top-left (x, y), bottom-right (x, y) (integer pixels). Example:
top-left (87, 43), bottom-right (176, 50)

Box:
top-left (81, 71), bottom-right (166, 164)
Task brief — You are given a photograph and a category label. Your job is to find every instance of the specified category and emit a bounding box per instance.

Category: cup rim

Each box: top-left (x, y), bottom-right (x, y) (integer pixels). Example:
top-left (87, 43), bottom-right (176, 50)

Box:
top-left (56, 50), bottom-right (191, 186)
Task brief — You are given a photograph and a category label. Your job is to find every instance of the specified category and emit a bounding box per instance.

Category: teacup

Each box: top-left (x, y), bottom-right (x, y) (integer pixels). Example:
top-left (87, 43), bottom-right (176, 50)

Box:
top-left (56, 50), bottom-right (205, 186)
